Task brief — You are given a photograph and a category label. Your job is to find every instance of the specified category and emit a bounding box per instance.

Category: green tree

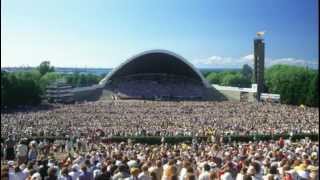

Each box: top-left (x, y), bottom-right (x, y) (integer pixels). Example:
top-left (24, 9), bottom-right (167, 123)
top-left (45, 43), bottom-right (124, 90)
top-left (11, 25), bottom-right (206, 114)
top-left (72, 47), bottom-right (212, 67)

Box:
top-left (1, 71), bottom-right (10, 107)
top-left (265, 64), bottom-right (317, 106)
top-left (221, 73), bottom-right (251, 87)
top-left (206, 72), bottom-right (222, 84)
top-left (306, 73), bottom-right (319, 106)
top-left (39, 72), bottom-right (62, 93)
top-left (1, 71), bottom-right (42, 107)
top-left (37, 61), bottom-right (55, 76)
top-left (241, 64), bottom-right (253, 80)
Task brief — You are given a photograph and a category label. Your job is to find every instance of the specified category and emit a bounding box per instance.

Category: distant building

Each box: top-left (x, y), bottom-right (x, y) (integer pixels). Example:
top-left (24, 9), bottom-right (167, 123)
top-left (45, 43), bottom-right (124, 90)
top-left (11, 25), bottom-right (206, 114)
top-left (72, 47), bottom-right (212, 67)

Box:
top-left (254, 36), bottom-right (265, 101)
top-left (212, 84), bottom-right (257, 102)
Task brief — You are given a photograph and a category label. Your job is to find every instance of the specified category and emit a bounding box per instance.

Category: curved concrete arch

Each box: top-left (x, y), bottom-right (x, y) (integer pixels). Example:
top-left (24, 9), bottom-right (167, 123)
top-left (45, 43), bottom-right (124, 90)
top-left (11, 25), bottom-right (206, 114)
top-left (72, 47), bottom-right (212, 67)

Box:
top-left (99, 49), bottom-right (210, 88)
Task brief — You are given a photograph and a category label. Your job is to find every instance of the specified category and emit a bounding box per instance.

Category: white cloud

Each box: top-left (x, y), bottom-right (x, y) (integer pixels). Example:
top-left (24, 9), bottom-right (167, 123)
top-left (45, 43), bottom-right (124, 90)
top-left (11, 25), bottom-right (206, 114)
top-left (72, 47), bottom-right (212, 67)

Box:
top-left (193, 55), bottom-right (252, 68)
top-left (267, 58), bottom-right (318, 68)
top-left (242, 54), bottom-right (254, 61)
top-left (193, 54), bottom-right (318, 69)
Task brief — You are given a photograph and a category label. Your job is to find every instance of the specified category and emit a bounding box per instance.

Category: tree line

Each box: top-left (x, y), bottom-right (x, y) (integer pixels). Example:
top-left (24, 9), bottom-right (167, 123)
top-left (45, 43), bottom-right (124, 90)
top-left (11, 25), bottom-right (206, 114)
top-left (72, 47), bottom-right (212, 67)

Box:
top-left (1, 61), bottom-right (318, 107)
top-left (204, 64), bottom-right (318, 107)
top-left (1, 61), bottom-right (104, 107)
top-left (203, 64), bottom-right (253, 88)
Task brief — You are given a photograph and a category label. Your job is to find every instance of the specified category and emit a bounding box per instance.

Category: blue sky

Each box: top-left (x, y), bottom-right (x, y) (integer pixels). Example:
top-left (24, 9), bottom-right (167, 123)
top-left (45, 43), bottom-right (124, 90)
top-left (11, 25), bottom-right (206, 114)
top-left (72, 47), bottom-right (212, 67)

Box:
top-left (1, 0), bottom-right (318, 68)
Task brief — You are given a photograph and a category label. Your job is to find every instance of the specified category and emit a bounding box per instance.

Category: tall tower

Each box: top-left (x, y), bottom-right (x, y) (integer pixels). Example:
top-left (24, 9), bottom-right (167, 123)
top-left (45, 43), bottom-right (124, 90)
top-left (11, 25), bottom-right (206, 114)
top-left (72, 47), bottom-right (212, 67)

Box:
top-left (253, 32), bottom-right (265, 101)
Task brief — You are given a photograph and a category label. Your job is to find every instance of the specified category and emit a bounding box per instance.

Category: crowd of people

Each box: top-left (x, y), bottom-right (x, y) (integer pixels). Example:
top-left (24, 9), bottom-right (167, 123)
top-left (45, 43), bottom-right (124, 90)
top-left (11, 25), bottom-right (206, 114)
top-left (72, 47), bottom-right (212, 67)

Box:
top-left (106, 74), bottom-right (207, 99)
top-left (1, 135), bottom-right (319, 180)
top-left (1, 100), bottom-right (318, 140)
top-left (1, 98), bottom-right (319, 179)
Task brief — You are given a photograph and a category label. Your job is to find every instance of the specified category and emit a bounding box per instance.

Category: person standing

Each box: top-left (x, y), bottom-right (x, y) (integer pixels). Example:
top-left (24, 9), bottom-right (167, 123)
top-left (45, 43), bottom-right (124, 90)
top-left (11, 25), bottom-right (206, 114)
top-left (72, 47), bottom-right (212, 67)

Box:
top-left (58, 167), bottom-right (72, 180)
top-left (79, 165), bottom-right (93, 180)
top-left (95, 165), bottom-right (111, 180)
top-left (5, 135), bottom-right (16, 161)
top-left (45, 167), bottom-right (58, 180)
top-left (138, 165), bottom-right (152, 180)
top-left (198, 164), bottom-right (211, 180)
top-left (28, 141), bottom-right (38, 162)
top-left (16, 139), bottom-right (28, 164)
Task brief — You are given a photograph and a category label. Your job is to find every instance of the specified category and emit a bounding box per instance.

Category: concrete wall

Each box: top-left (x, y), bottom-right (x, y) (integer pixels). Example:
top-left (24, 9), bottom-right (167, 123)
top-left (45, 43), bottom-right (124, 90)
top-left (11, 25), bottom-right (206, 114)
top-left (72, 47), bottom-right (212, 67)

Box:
top-left (214, 90), bottom-right (256, 102)
top-left (218, 90), bottom-right (241, 101)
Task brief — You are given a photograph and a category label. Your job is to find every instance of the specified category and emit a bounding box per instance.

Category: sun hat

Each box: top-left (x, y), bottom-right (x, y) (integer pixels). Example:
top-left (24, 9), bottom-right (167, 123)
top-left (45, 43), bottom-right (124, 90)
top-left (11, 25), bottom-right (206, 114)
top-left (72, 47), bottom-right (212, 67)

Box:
top-left (8, 161), bottom-right (14, 166)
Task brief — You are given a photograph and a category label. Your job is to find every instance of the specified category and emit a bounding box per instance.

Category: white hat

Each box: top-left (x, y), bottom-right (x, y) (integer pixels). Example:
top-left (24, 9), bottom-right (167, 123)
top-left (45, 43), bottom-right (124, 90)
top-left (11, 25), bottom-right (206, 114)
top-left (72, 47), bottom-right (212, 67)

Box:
top-left (19, 164), bottom-right (26, 170)
top-left (262, 159), bottom-right (269, 165)
top-left (31, 172), bottom-right (41, 180)
top-left (271, 162), bottom-right (278, 167)
top-left (127, 160), bottom-right (138, 168)
top-left (8, 161), bottom-right (14, 166)
top-left (72, 164), bottom-right (80, 171)
top-left (311, 152), bottom-right (317, 158)
top-left (93, 169), bottom-right (101, 177)
top-left (48, 162), bottom-right (54, 167)
top-left (137, 154), bottom-right (145, 161)
top-left (208, 162), bottom-right (216, 167)
top-left (115, 160), bottom-right (123, 166)
top-left (96, 163), bottom-right (102, 168)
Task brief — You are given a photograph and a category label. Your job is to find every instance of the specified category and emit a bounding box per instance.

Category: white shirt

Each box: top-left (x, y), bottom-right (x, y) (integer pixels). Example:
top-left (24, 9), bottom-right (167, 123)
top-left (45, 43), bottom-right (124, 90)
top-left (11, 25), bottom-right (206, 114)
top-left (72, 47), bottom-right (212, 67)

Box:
top-left (251, 174), bottom-right (263, 180)
top-left (138, 172), bottom-right (152, 180)
top-left (263, 174), bottom-right (280, 180)
top-left (198, 171), bottom-right (210, 180)
top-left (69, 171), bottom-right (81, 180)
top-left (93, 169), bottom-right (102, 178)
top-left (221, 172), bottom-right (234, 180)
top-left (148, 166), bottom-right (162, 180)
top-left (58, 175), bottom-right (71, 180)
top-left (9, 171), bottom-right (15, 180)
top-left (16, 144), bottom-right (28, 156)
top-left (11, 172), bottom-right (27, 180)
top-left (22, 168), bottom-right (30, 178)
top-left (179, 168), bottom-right (188, 180)
top-left (236, 173), bottom-right (244, 180)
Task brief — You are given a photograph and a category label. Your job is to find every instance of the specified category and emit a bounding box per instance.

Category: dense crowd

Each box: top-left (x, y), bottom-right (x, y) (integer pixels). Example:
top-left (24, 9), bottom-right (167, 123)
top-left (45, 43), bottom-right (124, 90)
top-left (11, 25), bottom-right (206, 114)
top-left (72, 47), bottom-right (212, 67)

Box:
top-left (1, 136), bottom-right (319, 180)
top-left (106, 75), bottom-right (207, 99)
top-left (1, 100), bottom-right (318, 140)
top-left (1, 99), bottom-right (319, 179)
